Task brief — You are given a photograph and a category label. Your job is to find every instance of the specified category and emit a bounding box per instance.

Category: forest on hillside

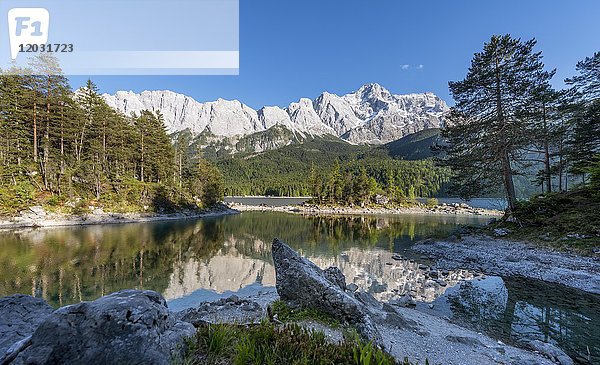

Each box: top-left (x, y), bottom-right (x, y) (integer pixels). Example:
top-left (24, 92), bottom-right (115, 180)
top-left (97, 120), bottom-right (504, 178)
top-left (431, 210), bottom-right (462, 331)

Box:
top-left (0, 55), bottom-right (223, 216)
top-left (214, 140), bottom-right (451, 204)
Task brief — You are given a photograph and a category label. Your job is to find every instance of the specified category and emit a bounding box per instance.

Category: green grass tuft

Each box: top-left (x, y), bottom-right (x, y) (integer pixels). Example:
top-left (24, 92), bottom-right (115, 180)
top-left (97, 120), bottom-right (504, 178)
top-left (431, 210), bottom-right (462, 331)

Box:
top-left (270, 300), bottom-right (341, 327)
top-left (180, 321), bottom-right (415, 365)
top-left (490, 186), bottom-right (600, 254)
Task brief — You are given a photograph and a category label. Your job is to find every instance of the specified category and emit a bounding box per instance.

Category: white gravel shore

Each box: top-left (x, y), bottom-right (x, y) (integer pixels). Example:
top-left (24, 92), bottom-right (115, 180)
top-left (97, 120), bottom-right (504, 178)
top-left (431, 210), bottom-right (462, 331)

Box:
top-left (227, 202), bottom-right (503, 217)
top-left (0, 205), bottom-right (240, 230)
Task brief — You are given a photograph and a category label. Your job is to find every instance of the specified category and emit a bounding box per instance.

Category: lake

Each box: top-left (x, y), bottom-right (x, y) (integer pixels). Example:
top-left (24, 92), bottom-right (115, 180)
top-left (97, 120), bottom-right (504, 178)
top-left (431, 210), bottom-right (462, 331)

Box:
top-left (0, 211), bottom-right (597, 363)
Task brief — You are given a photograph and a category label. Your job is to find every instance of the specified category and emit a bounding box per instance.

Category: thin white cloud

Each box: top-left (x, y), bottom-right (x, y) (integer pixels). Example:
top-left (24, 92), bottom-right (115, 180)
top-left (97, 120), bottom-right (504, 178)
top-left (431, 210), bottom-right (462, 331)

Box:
top-left (400, 64), bottom-right (410, 70)
top-left (417, 64), bottom-right (424, 69)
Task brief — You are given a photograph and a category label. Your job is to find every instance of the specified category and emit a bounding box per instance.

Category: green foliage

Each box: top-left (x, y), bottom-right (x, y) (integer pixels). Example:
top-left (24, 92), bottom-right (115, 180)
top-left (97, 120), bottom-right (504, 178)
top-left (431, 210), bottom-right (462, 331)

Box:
top-left (494, 187), bottom-right (600, 253)
top-left (425, 198), bottom-right (439, 207)
top-left (202, 324), bottom-right (236, 359)
top-left (0, 55), bottom-right (223, 216)
top-left (381, 128), bottom-right (442, 160)
top-left (184, 321), bottom-right (405, 365)
top-left (0, 182), bottom-right (35, 215)
top-left (215, 136), bottom-right (450, 200)
top-left (439, 35), bottom-right (554, 211)
top-left (271, 300), bottom-right (340, 327)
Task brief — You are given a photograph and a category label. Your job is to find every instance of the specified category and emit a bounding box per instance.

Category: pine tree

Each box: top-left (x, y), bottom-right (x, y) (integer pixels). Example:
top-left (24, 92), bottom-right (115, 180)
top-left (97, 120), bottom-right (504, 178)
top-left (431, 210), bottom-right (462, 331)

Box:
top-left (441, 35), bottom-right (553, 211)
top-left (565, 52), bottom-right (600, 177)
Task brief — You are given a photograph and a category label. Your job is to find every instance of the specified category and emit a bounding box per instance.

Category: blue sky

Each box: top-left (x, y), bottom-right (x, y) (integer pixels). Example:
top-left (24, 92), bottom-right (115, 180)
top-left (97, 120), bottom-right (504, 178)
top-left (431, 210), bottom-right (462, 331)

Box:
top-left (70, 0), bottom-right (600, 108)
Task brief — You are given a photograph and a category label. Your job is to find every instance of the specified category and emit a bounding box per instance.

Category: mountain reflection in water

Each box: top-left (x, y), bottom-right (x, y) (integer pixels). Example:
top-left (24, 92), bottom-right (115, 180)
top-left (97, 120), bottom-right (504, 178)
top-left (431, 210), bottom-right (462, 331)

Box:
top-left (0, 212), bottom-right (486, 307)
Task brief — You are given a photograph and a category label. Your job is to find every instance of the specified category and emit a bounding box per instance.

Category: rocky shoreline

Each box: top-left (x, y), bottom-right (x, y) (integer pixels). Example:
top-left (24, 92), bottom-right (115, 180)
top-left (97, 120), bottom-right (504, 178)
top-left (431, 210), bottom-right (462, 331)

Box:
top-left (0, 239), bottom-right (571, 365)
top-left (414, 235), bottom-right (600, 295)
top-left (0, 204), bottom-right (240, 230)
top-left (227, 201), bottom-right (503, 217)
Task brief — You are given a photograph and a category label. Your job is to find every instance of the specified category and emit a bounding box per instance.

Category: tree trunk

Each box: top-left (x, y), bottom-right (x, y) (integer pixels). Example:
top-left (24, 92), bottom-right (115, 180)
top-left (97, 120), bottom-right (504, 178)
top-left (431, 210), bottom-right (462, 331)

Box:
top-left (42, 94), bottom-right (51, 190)
top-left (542, 102), bottom-right (551, 193)
top-left (178, 152), bottom-right (182, 189)
top-left (140, 132), bottom-right (145, 182)
top-left (502, 150), bottom-right (517, 211)
top-left (60, 103), bottom-right (64, 174)
top-left (33, 100), bottom-right (38, 162)
top-left (558, 140), bottom-right (563, 192)
top-left (495, 55), bottom-right (516, 211)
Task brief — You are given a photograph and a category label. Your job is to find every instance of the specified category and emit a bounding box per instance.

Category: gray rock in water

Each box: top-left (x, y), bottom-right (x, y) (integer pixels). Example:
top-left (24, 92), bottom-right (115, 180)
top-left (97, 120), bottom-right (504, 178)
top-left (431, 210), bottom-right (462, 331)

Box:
top-left (271, 238), bottom-right (382, 344)
top-left (177, 296), bottom-right (263, 326)
top-left (0, 295), bottom-right (54, 362)
top-left (389, 294), bottom-right (416, 308)
top-left (11, 290), bottom-right (195, 365)
top-left (493, 228), bottom-right (511, 237)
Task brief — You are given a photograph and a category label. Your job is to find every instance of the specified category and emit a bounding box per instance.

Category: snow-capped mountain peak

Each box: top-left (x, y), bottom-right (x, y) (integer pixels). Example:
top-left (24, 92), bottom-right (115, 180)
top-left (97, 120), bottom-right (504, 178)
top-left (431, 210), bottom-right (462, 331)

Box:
top-left (102, 83), bottom-right (449, 145)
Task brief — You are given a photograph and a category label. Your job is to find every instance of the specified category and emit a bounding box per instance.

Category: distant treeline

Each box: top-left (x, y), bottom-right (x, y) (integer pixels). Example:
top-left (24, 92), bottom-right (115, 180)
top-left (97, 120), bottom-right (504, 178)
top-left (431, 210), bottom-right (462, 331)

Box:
top-left (215, 139), bottom-right (450, 202)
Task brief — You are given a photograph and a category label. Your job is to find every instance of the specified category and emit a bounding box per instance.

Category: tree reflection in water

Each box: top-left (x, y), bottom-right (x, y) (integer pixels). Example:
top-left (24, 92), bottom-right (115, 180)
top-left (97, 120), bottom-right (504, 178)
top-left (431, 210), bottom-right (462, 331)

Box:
top-left (443, 277), bottom-right (599, 364)
top-left (0, 212), bottom-right (486, 307)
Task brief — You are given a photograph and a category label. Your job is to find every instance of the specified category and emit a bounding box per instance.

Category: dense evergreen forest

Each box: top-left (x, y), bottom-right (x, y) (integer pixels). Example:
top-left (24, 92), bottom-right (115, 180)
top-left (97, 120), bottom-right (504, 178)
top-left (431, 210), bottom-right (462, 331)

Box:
top-left (0, 55), bottom-right (223, 216)
top-left (214, 138), bottom-right (451, 204)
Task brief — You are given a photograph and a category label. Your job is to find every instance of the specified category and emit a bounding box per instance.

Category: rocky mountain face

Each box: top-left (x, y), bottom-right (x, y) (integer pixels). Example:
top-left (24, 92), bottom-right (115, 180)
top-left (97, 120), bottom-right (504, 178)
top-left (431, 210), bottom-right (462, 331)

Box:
top-left (103, 83), bottom-right (448, 152)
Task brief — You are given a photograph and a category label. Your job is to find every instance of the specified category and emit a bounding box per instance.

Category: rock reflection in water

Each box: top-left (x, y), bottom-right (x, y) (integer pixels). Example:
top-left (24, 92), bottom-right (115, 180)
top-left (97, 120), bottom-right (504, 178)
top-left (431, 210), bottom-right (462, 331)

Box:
top-left (308, 250), bottom-right (474, 303)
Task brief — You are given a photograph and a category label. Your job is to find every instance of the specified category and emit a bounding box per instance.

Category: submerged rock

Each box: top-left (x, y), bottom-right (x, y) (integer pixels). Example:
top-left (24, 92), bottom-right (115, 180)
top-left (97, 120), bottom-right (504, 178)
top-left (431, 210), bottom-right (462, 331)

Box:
top-left (346, 283), bottom-right (359, 292)
top-left (10, 290), bottom-right (195, 365)
top-left (528, 340), bottom-right (574, 365)
top-left (271, 238), bottom-right (382, 344)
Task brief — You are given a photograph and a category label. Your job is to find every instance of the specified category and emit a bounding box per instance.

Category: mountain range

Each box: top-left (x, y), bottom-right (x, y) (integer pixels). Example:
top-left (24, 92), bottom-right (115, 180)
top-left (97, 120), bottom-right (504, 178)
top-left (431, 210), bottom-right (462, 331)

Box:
top-left (102, 83), bottom-right (449, 153)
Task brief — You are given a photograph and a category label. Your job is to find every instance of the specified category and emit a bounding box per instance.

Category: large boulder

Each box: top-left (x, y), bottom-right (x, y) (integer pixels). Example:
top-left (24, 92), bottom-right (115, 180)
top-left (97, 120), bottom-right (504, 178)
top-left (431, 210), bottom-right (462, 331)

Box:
top-left (0, 295), bottom-right (54, 363)
top-left (10, 290), bottom-right (195, 365)
top-left (271, 238), bottom-right (381, 344)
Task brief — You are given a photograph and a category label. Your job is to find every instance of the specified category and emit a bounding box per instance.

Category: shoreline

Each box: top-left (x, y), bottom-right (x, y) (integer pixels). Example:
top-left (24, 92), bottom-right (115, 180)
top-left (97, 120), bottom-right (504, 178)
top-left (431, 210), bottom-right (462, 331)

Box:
top-left (0, 205), bottom-right (240, 230)
top-left (414, 235), bottom-right (600, 295)
top-left (226, 202), bottom-right (504, 217)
